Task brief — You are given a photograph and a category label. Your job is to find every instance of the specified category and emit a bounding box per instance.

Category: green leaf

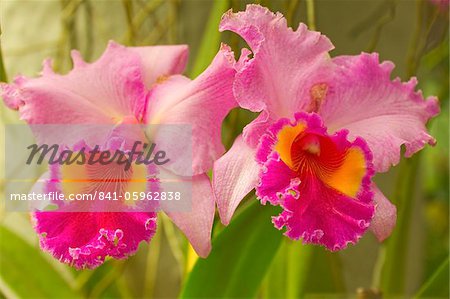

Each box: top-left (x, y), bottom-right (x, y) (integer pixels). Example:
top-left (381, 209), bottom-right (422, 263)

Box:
top-left (0, 226), bottom-right (80, 298)
top-left (286, 241), bottom-right (314, 298)
top-left (81, 260), bottom-right (128, 298)
top-left (262, 241), bottom-right (287, 299)
top-left (414, 258), bottom-right (449, 298)
top-left (179, 200), bottom-right (283, 298)
top-left (263, 238), bottom-right (346, 298)
top-left (303, 249), bottom-right (346, 294)
top-left (189, 0), bottom-right (230, 78)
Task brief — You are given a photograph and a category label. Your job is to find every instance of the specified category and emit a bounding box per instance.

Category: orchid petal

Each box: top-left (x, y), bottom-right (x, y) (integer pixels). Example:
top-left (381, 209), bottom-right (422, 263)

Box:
top-left (32, 170), bottom-right (157, 269)
top-left (274, 182), bottom-right (374, 251)
top-left (144, 44), bottom-right (237, 175)
top-left (1, 41), bottom-right (147, 125)
top-left (161, 173), bottom-right (215, 258)
top-left (255, 151), bottom-right (299, 206)
top-left (369, 184), bottom-right (397, 242)
top-left (257, 113), bottom-right (375, 250)
top-left (320, 53), bottom-right (439, 172)
top-left (242, 110), bottom-right (276, 148)
top-left (34, 210), bottom-right (157, 269)
top-left (130, 45), bottom-right (188, 88)
top-left (213, 135), bottom-right (260, 225)
top-left (219, 4), bottom-right (334, 118)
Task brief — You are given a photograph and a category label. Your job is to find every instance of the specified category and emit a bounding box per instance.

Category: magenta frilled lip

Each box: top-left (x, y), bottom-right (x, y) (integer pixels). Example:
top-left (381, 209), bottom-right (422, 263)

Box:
top-left (256, 113), bottom-right (375, 250)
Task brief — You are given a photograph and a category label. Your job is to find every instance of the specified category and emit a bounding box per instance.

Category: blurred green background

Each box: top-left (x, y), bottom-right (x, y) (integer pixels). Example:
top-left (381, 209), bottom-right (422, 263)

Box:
top-left (0, 0), bottom-right (448, 298)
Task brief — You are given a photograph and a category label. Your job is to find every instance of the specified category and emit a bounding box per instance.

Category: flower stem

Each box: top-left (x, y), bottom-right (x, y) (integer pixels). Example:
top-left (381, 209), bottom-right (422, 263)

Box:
top-left (122, 0), bottom-right (136, 46)
top-left (0, 25), bottom-right (7, 82)
top-left (143, 217), bottom-right (162, 298)
top-left (380, 155), bottom-right (420, 294)
top-left (377, 0), bottom-right (432, 295)
top-left (286, 241), bottom-right (313, 298)
top-left (306, 0), bottom-right (316, 30)
top-left (286, 0), bottom-right (300, 28)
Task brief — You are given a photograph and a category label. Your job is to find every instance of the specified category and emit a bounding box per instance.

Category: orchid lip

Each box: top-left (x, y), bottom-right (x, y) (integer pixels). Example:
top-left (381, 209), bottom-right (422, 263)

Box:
top-left (256, 112), bottom-right (375, 250)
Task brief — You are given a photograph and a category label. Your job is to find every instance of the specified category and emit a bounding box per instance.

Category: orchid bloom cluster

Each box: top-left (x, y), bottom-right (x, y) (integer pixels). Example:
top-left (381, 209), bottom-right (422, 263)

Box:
top-left (1, 4), bottom-right (439, 269)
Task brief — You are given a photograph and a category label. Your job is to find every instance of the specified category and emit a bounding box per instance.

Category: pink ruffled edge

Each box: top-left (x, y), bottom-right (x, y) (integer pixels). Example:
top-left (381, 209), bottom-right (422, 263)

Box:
top-left (327, 53), bottom-right (440, 172)
top-left (32, 211), bottom-right (157, 269)
top-left (256, 112), bottom-right (376, 250)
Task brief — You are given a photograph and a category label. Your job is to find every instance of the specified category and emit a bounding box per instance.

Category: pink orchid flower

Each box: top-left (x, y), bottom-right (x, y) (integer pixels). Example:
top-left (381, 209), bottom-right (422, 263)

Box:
top-left (2, 41), bottom-right (237, 268)
top-left (213, 5), bottom-right (439, 250)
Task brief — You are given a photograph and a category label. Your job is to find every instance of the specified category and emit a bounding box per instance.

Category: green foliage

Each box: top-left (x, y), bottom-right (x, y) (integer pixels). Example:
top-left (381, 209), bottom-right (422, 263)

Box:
top-left (264, 241), bottom-right (346, 299)
top-left (179, 200), bottom-right (283, 298)
top-left (414, 258), bottom-right (449, 298)
top-left (0, 46), bottom-right (6, 83)
top-left (0, 226), bottom-right (80, 298)
top-left (380, 156), bottom-right (420, 295)
top-left (189, 0), bottom-right (230, 78)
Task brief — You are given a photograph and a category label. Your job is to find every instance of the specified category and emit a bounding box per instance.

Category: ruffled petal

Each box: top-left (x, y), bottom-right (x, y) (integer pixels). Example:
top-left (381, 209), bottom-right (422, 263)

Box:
top-left (32, 167), bottom-right (157, 269)
top-left (29, 171), bottom-right (53, 211)
top-left (33, 210), bottom-right (157, 269)
top-left (161, 173), bottom-right (215, 257)
top-left (320, 53), bottom-right (440, 172)
top-left (144, 44), bottom-right (237, 175)
top-left (213, 135), bottom-right (260, 225)
top-left (369, 184), bottom-right (397, 241)
top-left (273, 179), bottom-right (374, 250)
top-left (255, 117), bottom-right (305, 205)
top-left (256, 151), bottom-right (300, 206)
top-left (242, 110), bottom-right (276, 148)
top-left (30, 143), bottom-right (161, 269)
top-left (130, 45), bottom-right (188, 88)
top-left (1, 41), bottom-right (147, 125)
top-left (219, 4), bottom-right (334, 118)
top-left (257, 113), bottom-right (375, 250)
